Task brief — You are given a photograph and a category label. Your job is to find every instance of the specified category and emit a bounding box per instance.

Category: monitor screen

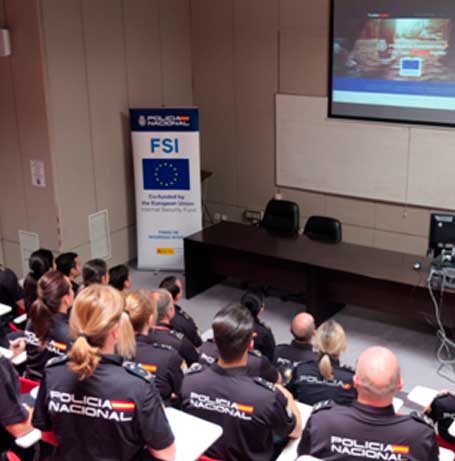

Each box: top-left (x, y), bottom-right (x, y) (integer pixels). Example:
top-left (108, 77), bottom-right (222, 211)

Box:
top-left (330, 0), bottom-right (455, 126)
top-left (429, 213), bottom-right (455, 257)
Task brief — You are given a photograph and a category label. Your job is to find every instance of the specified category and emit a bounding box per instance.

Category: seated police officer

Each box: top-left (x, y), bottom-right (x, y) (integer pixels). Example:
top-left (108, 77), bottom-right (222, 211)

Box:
top-left (298, 346), bottom-right (438, 461)
top-left (181, 303), bottom-right (301, 461)
top-left (82, 258), bottom-right (109, 287)
top-left (159, 276), bottom-right (202, 348)
top-left (125, 289), bottom-right (184, 403)
top-left (32, 284), bottom-right (176, 461)
top-left (109, 264), bottom-right (132, 293)
top-left (289, 319), bottom-right (356, 405)
top-left (199, 335), bottom-right (279, 383)
top-left (0, 353), bottom-right (34, 458)
top-left (240, 290), bottom-right (276, 362)
top-left (148, 289), bottom-right (199, 367)
top-left (273, 312), bottom-right (318, 384)
top-left (0, 264), bottom-right (25, 316)
top-left (55, 252), bottom-right (81, 297)
top-left (25, 270), bottom-right (74, 381)
top-left (426, 391), bottom-right (455, 444)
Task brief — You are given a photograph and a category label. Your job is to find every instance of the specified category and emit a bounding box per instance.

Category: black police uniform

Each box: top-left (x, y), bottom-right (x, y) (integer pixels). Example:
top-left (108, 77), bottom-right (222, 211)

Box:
top-left (199, 339), bottom-right (278, 383)
top-left (135, 334), bottom-right (184, 402)
top-left (427, 393), bottom-right (455, 444)
top-left (0, 267), bottom-right (24, 314)
top-left (148, 322), bottom-right (199, 367)
top-left (289, 356), bottom-right (357, 405)
top-left (298, 400), bottom-right (439, 461)
top-left (25, 312), bottom-right (72, 381)
top-left (170, 304), bottom-right (202, 348)
top-left (181, 363), bottom-right (296, 461)
top-left (253, 318), bottom-right (276, 363)
top-left (0, 356), bottom-right (28, 453)
top-left (32, 354), bottom-right (174, 461)
top-left (273, 341), bottom-right (319, 385)
top-left (70, 280), bottom-right (79, 297)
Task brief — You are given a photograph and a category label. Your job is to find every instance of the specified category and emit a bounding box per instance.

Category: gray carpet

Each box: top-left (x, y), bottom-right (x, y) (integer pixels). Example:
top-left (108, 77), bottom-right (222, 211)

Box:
top-left (130, 267), bottom-right (455, 398)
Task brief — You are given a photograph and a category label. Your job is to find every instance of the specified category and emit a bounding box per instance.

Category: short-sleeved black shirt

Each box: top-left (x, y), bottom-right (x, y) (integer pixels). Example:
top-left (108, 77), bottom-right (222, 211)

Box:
top-left (0, 267), bottom-right (24, 313)
top-left (0, 356), bottom-right (28, 452)
top-left (32, 354), bottom-right (174, 461)
top-left (298, 400), bottom-right (438, 461)
top-left (148, 322), bottom-right (199, 367)
top-left (25, 312), bottom-right (73, 381)
top-left (427, 393), bottom-right (455, 444)
top-left (289, 356), bottom-right (357, 405)
top-left (181, 363), bottom-right (295, 461)
top-left (199, 339), bottom-right (278, 383)
top-left (170, 304), bottom-right (202, 348)
top-left (253, 318), bottom-right (276, 363)
top-left (134, 334), bottom-right (184, 402)
top-left (273, 341), bottom-right (319, 385)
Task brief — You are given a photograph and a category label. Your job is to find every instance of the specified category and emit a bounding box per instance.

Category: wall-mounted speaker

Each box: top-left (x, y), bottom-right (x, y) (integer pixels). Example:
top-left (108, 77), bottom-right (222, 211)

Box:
top-left (0, 29), bottom-right (11, 57)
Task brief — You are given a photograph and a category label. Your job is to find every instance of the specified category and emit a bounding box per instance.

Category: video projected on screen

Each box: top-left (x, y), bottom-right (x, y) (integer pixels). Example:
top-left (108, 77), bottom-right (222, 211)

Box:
top-left (330, 0), bottom-right (455, 126)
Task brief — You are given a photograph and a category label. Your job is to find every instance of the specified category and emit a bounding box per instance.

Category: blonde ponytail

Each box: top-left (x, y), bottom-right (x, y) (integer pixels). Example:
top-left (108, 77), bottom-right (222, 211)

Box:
top-left (319, 353), bottom-right (334, 381)
top-left (315, 320), bottom-right (347, 381)
top-left (68, 336), bottom-right (100, 380)
top-left (116, 311), bottom-right (136, 359)
top-left (68, 284), bottom-right (129, 380)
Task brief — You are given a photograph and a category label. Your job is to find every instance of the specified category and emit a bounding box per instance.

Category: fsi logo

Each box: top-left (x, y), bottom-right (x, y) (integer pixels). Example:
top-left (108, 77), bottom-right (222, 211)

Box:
top-left (151, 138), bottom-right (179, 154)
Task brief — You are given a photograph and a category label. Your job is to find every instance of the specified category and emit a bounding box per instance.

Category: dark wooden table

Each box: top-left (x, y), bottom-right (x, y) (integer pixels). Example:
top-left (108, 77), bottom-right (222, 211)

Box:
top-left (184, 222), bottom-right (453, 326)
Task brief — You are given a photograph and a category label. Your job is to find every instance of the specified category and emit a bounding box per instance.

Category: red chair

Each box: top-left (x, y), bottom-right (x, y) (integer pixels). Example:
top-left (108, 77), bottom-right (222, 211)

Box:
top-left (8, 322), bottom-right (23, 333)
top-left (6, 453), bottom-right (21, 461)
top-left (437, 434), bottom-right (455, 455)
top-left (198, 457), bottom-right (222, 461)
top-left (18, 377), bottom-right (39, 395)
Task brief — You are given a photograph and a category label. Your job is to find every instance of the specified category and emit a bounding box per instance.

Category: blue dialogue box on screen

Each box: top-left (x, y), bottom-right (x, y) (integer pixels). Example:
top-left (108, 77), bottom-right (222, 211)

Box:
top-left (143, 137), bottom-right (191, 190)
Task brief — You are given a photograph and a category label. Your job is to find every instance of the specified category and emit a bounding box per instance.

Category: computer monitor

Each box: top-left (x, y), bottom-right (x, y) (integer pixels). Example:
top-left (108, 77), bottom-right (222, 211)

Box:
top-left (428, 213), bottom-right (455, 257)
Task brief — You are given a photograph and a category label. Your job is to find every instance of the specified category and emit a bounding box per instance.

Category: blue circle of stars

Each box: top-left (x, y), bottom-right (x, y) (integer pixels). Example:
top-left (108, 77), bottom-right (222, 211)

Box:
top-left (154, 162), bottom-right (179, 187)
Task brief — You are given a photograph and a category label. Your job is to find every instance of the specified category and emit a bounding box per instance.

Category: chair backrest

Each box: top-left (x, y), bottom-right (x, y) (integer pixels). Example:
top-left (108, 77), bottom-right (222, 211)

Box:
top-left (261, 199), bottom-right (299, 235)
top-left (19, 377), bottom-right (39, 395)
top-left (304, 216), bottom-right (342, 243)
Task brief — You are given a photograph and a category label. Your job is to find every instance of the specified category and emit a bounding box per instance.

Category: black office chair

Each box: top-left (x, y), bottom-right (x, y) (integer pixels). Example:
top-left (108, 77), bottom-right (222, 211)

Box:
top-left (261, 199), bottom-right (300, 236)
top-left (304, 216), bottom-right (342, 243)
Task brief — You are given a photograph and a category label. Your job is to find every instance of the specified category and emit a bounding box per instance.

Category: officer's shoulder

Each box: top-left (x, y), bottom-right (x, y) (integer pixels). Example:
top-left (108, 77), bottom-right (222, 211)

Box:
top-left (123, 361), bottom-right (153, 383)
top-left (179, 309), bottom-right (193, 322)
top-left (339, 363), bottom-right (355, 373)
top-left (46, 355), bottom-right (68, 368)
top-left (152, 342), bottom-right (173, 351)
top-left (253, 377), bottom-right (276, 392)
top-left (169, 329), bottom-right (184, 340)
top-left (249, 349), bottom-right (263, 358)
top-left (409, 412), bottom-right (435, 430)
top-left (312, 400), bottom-right (335, 414)
top-left (184, 362), bottom-right (205, 376)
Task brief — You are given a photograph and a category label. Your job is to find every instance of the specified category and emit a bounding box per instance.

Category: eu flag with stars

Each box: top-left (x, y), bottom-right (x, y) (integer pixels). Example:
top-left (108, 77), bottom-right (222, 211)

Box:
top-left (143, 159), bottom-right (191, 190)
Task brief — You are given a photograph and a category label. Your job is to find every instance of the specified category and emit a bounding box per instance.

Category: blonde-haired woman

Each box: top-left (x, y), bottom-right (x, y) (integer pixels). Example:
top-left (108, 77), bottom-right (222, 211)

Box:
top-left (32, 284), bottom-right (176, 461)
top-left (125, 289), bottom-right (184, 403)
top-left (289, 319), bottom-right (356, 405)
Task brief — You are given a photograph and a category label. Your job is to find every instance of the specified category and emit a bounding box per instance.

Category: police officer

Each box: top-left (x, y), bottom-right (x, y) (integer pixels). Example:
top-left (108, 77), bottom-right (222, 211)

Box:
top-left (289, 319), bottom-right (356, 405)
top-left (159, 276), bottom-right (202, 348)
top-left (199, 337), bottom-right (279, 383)
top-left (298, 346), bottom-right (438, 461)
top-left (32, 284), bottom-right (176, 461)
top-left (148, 289), bottom-right (199, 366)
top-left (181, 303), bottom-right (301, 461)
top-left (426, 392), bottom-right (455, 444)
top-left (125, 289), bottom-right (184, 403)
top-left (0, 353), bottom-right (33, 457)
top-left (273, 312), bottom-right (318, 384)
top-left (240, 290), bottom-right (276, 362)
top-left (25, 270), bottom-right (74, 381)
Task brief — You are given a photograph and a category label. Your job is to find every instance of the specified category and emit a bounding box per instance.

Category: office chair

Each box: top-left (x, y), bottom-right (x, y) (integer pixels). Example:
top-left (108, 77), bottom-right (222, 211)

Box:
top-left (261, 199), bottom-right (300, 236)
top-left (304, 216), bottom-right (342, 243)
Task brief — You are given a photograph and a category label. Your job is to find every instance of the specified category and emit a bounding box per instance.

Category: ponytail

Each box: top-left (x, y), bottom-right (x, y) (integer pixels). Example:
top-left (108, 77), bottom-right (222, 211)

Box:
top-left (116, 312), bottom-right (136, 359)
top-left (68, 336), bottom-right (101, 380)
top-left (30, 299), bottom-right (53, 344)
top-left (319, 353), bottom-right (334, 381)
top-left (68, 285), bottom-right (133, 380)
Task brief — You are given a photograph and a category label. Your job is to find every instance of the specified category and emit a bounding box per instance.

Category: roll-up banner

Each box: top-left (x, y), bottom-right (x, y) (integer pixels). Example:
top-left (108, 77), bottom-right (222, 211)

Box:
top-left (130, 108), bottom-right (202, 270)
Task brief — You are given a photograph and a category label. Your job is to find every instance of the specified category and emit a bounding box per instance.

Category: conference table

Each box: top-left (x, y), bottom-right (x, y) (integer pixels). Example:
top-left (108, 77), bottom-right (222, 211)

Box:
top-left (184, 222), bottom-right (455, 326)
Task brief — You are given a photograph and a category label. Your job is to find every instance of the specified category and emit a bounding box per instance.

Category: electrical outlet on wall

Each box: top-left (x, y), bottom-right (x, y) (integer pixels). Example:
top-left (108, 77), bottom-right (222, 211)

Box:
top-left (214, 213), bottom-right (221, 222)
